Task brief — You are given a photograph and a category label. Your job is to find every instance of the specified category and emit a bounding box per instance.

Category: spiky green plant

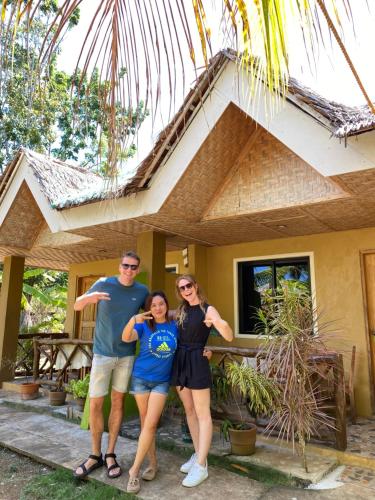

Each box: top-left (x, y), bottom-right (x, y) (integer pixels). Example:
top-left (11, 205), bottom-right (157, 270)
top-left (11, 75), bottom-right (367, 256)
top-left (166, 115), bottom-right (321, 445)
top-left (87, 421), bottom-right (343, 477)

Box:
top-left (256, 282), bottom-right (335, 472)
top-left (225, 361), bottom-right (281, 417)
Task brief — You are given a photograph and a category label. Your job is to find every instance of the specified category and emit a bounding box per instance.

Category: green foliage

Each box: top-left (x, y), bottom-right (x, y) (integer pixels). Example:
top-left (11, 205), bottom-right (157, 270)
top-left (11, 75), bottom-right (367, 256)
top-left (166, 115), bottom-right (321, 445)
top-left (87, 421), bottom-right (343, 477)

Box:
top-left (67, 374), bottom-right (90, 399)
top-left (220, 418), bottom-right (251, 441)
top-left (20, 467), bottom-right (133, 499)
top-left (52, 69), bottom-right (148, 175)
top-left (225, 362), bottom-right (280, 417)
top-left (0, 265), bottom-right (68, 333)
top-left (211, 363), bottom-right (230, 405)
top-left (0, 2), bottom-right (145, 175)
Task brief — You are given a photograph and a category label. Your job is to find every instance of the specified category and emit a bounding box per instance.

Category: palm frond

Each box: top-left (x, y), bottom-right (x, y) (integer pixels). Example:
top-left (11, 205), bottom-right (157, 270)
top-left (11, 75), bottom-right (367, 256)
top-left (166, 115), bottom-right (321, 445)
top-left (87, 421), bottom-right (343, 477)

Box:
top-left (1, 0), bottom-right (372, 174)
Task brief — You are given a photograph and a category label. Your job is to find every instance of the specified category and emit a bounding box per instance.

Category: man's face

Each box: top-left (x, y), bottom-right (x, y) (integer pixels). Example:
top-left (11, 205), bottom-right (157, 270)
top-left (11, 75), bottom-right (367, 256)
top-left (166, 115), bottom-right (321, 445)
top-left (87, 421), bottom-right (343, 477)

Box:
top-left (118, 256), bottom-right (140, 285)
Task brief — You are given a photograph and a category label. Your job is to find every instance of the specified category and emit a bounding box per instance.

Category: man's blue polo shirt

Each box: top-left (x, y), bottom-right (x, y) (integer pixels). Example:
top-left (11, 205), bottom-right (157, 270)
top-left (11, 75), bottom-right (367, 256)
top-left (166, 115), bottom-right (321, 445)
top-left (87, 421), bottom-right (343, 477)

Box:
top-left (87, 276), bottom-right (148, 357)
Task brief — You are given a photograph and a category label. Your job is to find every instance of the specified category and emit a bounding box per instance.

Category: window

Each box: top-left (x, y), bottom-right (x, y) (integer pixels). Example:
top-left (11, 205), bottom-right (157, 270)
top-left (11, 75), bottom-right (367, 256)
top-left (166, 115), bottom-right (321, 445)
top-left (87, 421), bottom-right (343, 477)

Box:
top-left (237, 256), bottom-right (311, 335)
top-left (165, 264), bottom-right (179, 274)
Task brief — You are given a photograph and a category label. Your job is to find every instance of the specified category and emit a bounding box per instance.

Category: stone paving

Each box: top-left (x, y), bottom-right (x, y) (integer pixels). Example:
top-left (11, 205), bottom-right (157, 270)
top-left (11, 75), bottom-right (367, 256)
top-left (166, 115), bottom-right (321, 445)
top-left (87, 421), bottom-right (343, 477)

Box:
top-left (4, 389), bottom-right (375, 499)
top-left (346, 417), bottom-right (375, 458)
top-left (3, 404), bottom-right (375, 500)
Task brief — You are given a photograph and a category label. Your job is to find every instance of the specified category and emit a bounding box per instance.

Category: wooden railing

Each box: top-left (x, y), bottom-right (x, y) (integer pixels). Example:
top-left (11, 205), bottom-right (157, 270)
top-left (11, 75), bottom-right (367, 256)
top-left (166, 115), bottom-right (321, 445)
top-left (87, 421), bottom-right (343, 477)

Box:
top-left (33, 338), bottom-right (93, 387)
top-left (208, 346), bottom-right (347, 451)
top-left (16, 332), bottom-right (69, 376)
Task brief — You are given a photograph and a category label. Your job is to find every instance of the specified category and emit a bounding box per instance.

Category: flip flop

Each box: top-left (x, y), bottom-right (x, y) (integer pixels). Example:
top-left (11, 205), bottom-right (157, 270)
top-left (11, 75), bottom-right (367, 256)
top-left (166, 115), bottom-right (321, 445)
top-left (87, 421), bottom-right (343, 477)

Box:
top-left (73, 453), bottom-right (103, 479)
top-left (104, 453), bottom-right (122, 478)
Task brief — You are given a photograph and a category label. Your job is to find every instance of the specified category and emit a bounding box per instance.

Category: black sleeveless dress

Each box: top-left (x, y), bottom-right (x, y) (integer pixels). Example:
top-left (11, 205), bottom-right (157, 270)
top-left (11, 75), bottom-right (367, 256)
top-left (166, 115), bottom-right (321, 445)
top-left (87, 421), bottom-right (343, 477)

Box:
top-left (170, 303), bottom-right (211, 389)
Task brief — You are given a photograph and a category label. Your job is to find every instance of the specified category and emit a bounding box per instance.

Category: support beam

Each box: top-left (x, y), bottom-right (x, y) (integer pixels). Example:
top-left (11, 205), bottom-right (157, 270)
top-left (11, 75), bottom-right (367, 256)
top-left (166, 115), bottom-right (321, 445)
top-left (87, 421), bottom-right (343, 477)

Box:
top-left (187, 244), bottom-right (208, 295)
top-left (0, 255), bottom-right (25, 382)
top-left (137, 231), bottom-right (166, 291)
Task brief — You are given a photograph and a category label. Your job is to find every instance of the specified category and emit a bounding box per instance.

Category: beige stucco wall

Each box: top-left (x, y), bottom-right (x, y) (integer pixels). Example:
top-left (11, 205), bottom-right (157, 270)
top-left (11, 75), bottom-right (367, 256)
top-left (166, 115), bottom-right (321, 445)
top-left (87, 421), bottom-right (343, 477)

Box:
top-left (203, 227), bottom-right (375, 417)
top-left (65, 227), bottom-right (375, 416)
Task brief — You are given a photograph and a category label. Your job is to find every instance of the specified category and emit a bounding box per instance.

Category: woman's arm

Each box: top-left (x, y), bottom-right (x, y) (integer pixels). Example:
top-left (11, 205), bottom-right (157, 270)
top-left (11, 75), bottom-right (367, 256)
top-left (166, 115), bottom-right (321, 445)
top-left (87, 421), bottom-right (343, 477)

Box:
top-left (122, 311), bottom-right (152, 343)
top-left (204, 306), bottom-right (233, 342)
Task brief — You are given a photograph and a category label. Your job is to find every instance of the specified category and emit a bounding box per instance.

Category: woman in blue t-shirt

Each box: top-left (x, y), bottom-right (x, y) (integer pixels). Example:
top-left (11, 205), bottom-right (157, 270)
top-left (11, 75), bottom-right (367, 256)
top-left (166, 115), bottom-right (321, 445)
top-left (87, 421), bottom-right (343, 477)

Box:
top-left (122, 291), bottom-right (178, 494)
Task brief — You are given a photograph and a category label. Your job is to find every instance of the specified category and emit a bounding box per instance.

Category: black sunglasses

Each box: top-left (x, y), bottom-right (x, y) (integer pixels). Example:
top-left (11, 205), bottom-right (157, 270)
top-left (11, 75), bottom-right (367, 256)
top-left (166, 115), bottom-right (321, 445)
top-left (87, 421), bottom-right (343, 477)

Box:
top-left (179, 282), bottom-right (193, 292)
top-left (121, 263), bottom-right (139, 271)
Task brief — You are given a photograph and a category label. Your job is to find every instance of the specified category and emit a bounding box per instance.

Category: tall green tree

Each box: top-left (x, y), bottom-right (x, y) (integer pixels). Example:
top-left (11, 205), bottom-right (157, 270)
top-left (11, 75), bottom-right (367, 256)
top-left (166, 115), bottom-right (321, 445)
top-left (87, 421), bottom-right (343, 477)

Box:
top-left (0, 0), bottom-right (147, 175)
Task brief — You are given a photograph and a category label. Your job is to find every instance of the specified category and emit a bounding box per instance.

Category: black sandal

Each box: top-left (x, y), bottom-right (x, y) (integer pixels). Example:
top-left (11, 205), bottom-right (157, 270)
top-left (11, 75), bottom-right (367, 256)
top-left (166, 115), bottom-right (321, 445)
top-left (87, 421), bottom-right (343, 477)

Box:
top-left (73, 453), bottom-right (103, 479)
top-left (104, 453), bottom-right (122, 478)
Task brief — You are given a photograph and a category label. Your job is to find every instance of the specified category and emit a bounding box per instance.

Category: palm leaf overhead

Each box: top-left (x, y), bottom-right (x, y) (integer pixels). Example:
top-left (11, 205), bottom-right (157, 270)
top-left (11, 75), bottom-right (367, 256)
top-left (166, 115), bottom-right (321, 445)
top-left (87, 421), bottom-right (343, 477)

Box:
top-left (0, 0), bottom-right (373, 174)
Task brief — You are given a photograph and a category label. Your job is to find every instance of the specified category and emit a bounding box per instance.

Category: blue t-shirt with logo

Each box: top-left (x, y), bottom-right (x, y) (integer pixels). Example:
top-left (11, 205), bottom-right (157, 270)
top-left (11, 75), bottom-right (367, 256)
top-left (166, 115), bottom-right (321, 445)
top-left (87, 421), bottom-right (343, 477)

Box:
top-left (132, 321), bottom-right (178, 382)
top-left (88, 276), bottom-right (148, 357)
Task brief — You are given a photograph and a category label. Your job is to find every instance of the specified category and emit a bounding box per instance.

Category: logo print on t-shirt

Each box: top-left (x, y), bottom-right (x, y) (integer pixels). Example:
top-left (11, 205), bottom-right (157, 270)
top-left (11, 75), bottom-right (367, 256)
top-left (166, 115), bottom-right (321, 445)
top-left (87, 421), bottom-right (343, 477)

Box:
top-left (157, 342), bottom-right (171, 352)
top-left (148, 329), bottom-right (177, 359)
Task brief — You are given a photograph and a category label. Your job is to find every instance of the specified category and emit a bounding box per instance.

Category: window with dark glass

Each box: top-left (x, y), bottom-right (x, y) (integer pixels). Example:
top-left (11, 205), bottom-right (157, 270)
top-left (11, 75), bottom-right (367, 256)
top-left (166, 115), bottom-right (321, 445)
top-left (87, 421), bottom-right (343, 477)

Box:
top-left (237, 257), bottom-right (310, 335)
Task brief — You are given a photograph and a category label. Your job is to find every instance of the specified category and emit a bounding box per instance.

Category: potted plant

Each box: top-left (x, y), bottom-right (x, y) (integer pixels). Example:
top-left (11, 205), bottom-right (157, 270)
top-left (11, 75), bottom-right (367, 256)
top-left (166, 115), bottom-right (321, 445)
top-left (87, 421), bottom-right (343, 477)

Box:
top-left (255, 282), bottom-right (335, 471)
top-left (216, 361), bottom-right (280, 455)
top-left (68, 374), bottom-right (90, 410)
top-left (19, 379), bottom-right (40, 400)
top-left (48, 379), bottom-right (67, 406)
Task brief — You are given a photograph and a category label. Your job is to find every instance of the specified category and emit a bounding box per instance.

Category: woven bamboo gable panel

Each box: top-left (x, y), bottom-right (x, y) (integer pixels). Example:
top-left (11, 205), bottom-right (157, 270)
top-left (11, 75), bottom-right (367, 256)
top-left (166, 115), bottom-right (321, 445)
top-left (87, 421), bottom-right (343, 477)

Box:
top-left (0, 182), bottom-right (44, 248)
top-left (161, 103), bottom-right (255, 218)
top-left (204, 128), bottom-right (347, 220)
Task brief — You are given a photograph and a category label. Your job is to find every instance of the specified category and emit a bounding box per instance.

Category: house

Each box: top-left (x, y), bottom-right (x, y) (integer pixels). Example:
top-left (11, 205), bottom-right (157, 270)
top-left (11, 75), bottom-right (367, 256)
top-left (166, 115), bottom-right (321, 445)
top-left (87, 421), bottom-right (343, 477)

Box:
top-left (1, 50), bottom-right (375, 416)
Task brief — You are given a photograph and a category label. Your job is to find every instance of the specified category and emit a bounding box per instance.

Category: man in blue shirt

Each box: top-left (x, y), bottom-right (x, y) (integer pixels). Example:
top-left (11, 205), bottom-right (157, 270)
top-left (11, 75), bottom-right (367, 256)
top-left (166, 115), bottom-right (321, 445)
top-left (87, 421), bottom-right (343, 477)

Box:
top-left (73, 251), bottom-right (149, 479)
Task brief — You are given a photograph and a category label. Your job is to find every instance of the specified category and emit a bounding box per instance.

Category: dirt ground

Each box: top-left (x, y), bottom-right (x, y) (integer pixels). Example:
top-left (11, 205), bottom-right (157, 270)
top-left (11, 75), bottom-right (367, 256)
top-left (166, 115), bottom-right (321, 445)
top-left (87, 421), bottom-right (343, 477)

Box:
top-left (0, 446), bottom-right (51, 500)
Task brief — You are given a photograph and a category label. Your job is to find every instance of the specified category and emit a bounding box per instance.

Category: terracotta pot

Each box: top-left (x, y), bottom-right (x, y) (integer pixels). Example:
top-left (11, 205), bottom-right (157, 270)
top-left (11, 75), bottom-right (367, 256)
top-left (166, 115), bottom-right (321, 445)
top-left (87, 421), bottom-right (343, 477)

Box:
top-left (20, 382), bottom-right (39, 400)
top-left (48, 390), bottom-right (66, 406)
top-left (228, 424), bottom-right (257, 455)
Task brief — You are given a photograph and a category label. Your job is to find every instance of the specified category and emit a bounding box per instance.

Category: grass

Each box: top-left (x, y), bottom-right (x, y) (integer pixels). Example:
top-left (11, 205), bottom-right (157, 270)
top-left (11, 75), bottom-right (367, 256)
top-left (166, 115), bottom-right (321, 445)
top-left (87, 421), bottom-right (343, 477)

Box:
top-left (20, 468), bottom-right (135, 500)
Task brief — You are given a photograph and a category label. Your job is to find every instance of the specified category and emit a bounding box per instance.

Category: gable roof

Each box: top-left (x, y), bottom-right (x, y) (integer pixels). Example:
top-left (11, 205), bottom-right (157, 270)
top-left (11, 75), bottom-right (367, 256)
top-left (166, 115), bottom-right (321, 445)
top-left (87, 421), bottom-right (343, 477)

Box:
top-left (1, 50), bottom-right (374, 213)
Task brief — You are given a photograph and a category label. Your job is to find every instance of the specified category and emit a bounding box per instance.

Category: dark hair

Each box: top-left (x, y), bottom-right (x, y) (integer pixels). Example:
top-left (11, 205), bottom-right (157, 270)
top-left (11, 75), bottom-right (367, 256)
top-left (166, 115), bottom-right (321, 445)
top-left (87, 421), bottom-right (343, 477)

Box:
top-left (121, 251), bottom-right (140, 264)
top-left (145, 291), bottom-right (169, 332)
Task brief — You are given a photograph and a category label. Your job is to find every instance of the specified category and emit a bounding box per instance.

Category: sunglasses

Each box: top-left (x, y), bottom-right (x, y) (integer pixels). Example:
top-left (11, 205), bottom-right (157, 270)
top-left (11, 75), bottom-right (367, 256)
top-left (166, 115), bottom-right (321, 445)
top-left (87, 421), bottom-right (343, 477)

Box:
top-left (121, 263), bottom-right (139, 271)
top-left (179, 282), bottom-right (194, 292)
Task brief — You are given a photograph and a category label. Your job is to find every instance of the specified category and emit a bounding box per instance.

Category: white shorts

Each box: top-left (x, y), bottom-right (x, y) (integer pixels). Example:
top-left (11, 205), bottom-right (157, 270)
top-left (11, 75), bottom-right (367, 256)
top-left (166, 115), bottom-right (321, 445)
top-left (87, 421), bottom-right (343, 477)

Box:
top-left (89, 354), bottom-right (134, 398)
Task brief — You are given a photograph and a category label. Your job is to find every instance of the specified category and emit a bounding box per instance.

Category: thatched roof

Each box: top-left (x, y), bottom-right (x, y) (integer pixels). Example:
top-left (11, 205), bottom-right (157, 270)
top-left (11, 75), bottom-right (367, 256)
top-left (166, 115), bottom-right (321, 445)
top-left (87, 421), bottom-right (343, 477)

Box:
top-left (288, 77), bottom-right (375, 138)
top-left (1, 49), bottom-right (374, 211)
top-left (0, 148), bottom-right (105, 209)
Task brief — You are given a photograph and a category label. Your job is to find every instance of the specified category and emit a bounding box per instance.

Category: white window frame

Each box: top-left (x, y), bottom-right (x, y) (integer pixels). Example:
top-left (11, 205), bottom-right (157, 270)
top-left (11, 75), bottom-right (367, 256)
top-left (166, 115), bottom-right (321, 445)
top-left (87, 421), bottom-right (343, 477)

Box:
top-left (233, 251), bottom-right (317, 339)
top-left (166, 263), bottom-right (179, 274)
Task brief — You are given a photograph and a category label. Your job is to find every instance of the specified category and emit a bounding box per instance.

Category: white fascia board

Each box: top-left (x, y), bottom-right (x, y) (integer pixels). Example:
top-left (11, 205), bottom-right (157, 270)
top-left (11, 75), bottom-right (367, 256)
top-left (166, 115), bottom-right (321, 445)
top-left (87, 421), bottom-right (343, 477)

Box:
top-left (0, 160), bottom-right (24, 227)
top-left (0, 155), bottom-right (62, 232)
top-left (217, 61), bottom-right (375, 176)
top-left (23, 166), bottom-right (65, 232)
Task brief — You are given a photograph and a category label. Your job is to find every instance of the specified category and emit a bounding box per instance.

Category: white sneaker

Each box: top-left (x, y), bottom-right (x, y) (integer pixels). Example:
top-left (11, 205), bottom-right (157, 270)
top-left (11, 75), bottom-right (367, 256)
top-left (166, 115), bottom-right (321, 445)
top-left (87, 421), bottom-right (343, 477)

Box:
top-left (182, 462), bottom-right (208, 487)
top-left (180, 452), bottom-right (197, 473)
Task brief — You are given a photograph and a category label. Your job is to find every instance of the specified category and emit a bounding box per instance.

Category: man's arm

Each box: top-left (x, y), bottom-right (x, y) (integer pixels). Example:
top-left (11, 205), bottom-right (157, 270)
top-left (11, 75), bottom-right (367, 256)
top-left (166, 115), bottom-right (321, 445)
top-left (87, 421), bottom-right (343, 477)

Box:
top-left (73, 291), bottom-right (110, 311)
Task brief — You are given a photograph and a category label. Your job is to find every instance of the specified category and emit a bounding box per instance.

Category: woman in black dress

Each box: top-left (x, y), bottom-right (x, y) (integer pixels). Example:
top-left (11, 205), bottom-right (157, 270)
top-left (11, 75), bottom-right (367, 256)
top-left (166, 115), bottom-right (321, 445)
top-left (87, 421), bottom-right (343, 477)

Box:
top-left (170, 274), bottom-right (233, 488)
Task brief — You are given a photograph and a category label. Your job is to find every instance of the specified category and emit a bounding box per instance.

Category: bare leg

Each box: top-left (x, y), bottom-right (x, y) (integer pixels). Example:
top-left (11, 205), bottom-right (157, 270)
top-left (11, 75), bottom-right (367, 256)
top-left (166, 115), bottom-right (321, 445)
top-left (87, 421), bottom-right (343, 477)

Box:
top-left (191, 389), bottom-right (212, 466)
top-left (176, 386), bottom-right (199, 452)
top-left (134, 393), bottom-right (158, 467)
top-left (74, 396), bottom-right (104, 474)
top-left (129, 392), bottom-right (167, 477)
top-left (105, 389), bottom-right (125, 476)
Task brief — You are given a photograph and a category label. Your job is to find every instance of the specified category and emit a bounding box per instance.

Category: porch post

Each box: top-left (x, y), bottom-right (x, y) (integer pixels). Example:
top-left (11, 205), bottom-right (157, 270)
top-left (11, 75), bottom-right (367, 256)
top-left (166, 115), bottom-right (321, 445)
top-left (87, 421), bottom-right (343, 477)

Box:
top-left (137, 231), bottom-right (166, 291)
top-left (0, 255), bottom-right (25, 382)
top-left (187, 244), bottom-right (208, 293)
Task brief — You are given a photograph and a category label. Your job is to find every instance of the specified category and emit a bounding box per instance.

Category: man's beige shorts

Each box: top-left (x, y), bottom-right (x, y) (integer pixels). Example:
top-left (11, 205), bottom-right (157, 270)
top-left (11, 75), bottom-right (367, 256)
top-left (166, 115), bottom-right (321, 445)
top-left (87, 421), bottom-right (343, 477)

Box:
top-left (89, 354), bottom-right (134, 398)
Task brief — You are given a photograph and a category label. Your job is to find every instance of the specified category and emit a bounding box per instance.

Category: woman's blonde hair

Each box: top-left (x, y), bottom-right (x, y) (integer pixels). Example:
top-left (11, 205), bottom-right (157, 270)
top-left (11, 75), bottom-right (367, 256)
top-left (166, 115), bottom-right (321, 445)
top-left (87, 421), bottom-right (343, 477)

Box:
top-left (175, 274), bottom-right (206, 326)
